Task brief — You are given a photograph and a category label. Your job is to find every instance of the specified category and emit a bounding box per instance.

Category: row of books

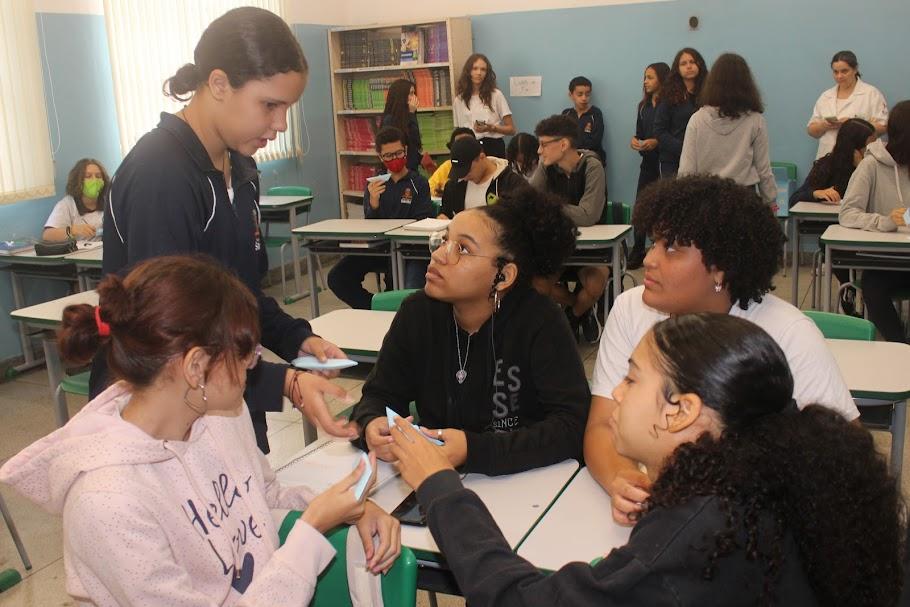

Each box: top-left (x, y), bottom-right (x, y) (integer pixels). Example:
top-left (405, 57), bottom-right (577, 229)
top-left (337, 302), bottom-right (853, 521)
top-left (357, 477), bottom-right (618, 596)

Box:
top-left (341, 111), bottom-right (454, 153)
top-left (339, 24), bottom-right (449, 69)
top-left (346, 164), bottom-right (381, 191)
top-left (340, 69), bottom-right (451, 111)
top-left (341, 116), bottom-right (379, 151)
top-left (416, 112), bottom-right (456, 153)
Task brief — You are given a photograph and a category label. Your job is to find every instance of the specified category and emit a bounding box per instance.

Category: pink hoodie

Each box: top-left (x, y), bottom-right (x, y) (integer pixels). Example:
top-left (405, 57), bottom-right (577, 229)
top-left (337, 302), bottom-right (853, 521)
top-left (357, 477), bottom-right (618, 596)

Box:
top-left (0, 382), bottom-right (335, 606)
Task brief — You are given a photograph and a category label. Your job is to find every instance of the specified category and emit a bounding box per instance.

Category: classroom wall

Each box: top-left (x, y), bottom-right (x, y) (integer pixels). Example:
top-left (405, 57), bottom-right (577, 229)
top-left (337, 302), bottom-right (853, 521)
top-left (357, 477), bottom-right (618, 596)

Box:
top-left (0, 13), bottom-right (340, 364)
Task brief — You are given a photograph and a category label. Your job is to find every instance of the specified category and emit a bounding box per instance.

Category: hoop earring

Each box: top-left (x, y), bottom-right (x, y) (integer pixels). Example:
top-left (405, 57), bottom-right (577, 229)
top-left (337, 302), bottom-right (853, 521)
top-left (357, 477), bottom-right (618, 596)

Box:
top-left (183, 382), bottom-right (207, 416)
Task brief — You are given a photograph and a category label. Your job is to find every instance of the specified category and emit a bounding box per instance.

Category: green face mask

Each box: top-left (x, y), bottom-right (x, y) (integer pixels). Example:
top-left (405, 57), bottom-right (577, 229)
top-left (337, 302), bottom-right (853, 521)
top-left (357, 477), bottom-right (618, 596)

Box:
top-left (82, 177), bottom-right (104, 199)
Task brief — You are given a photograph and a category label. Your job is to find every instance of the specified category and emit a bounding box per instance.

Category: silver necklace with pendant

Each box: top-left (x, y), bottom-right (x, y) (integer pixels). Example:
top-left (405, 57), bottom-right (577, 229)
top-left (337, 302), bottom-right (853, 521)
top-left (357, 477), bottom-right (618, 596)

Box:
top-left (453, 310), bottom-right (472, 384)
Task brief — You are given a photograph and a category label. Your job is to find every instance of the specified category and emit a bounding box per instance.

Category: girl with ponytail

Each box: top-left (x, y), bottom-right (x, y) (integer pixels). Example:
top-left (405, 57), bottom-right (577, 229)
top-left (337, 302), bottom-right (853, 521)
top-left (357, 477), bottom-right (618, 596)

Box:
top-left (1, 255), bottom-right (400, 606)
top-left (389, 313), bottom-right (905, 606)
top-left (98, 7), bottom-right (353, 454)
top-left (349, 185), bottom-right (591, 476)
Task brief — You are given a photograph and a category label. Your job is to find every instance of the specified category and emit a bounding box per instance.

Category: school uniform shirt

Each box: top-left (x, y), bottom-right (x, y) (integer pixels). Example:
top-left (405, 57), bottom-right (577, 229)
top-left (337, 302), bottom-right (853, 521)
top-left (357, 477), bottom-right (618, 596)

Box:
top-left (414, 470), bottom-right (817, 606)
top-left (0, 382), bottom-right (334, 607)
top-left (350, 287), bottom-right (590, 476)
top-left (100, 112), bottom-right (313, 430)
top-left (653, 94), bottom-right (697, 166)
top-left (361, 169), bottom-right (433, 220)
top-left (809, 78), bottom-right (888, 159)
top-left (528, 149), bottom-right (606, 227)
top-left (839, 139), bottom-right (910, 232)
top-left (440, 157), bottom-right (526, 218)
top-left (678, 107), bottom-right (777, 204)
top-left (591, 286), bottom-right (859, 420)
top-left (561, 105), bottom-right (606, 164)
top-left (635, 102), bottom-right (660, 173)
top-left (453, 89), bottom-right (512, 141)
top-left (381, 113), bottom-right (422, 172)
top-left (45, 195), bottom-right (103, 232)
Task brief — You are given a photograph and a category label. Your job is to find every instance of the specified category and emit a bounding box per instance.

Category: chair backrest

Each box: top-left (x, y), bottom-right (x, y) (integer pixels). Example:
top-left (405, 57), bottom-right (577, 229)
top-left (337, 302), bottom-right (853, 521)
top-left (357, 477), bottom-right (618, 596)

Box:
top-left (804, 310), bottom-right (875, 341)
top-left (599, 201), bottom-right (631, 225)
top-left (771, 166), bottom-right (795, 218)
top-left (771, 161), bottom-right (797, 182)
top-left (279, 513), bottom-right (417, 607)
top-left (371, 289), bottom-right (420, 312)
top-left (267, 186), bottom-right (313, 197)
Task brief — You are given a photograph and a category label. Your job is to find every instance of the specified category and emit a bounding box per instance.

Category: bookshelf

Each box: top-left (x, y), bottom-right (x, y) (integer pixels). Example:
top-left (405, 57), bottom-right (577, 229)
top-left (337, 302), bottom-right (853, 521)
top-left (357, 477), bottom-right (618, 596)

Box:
top-left (328, 18), bottom-right (472, 218)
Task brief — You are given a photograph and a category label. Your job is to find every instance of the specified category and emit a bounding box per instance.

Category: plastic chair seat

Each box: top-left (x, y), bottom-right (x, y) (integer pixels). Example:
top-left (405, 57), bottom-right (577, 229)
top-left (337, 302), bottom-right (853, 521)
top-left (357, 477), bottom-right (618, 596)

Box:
top-left (371, 289), bottom-right (420, 312)
top-left (60, 371), bottom-right (91, 396)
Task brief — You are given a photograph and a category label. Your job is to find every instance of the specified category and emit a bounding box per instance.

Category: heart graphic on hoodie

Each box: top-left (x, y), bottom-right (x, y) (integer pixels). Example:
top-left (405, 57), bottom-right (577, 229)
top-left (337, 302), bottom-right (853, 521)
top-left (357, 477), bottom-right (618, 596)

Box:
top-left (231, 553), bottom-right (255, 594)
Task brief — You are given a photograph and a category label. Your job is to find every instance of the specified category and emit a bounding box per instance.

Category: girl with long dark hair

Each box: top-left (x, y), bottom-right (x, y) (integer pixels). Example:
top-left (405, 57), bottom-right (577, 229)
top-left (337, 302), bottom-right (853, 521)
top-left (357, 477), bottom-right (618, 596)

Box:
top-left (453, 53), bottom-right (516, 159)
top-left (652, 47), bottom-right (708, 176)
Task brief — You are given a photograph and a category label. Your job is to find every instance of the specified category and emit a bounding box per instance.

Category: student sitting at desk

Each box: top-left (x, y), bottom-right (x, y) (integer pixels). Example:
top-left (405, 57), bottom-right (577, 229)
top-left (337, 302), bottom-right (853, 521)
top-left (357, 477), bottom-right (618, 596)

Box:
top-left (0, 256), bottom-right (401, 606)
top-left (43, 158), bottom-right (110, 242)
top-left (438, 136), bottom-right (525, 218)
top-left (350, 187), bottom-right (590, 476)
top-left (428, 127), bottom-right (474, 197)
top-left (584, 175), bottom-right (859, 528)
top-left (327, 126), bottom-right (433, 310)
top-left (529, 114), bottom-right (609, 344)
top-left (839, 100), bottom-right (910, 342)
top-left (388, 313), bottom-right (903, 606)
top-left (506, 132), bottom-right (539, 180)
top-left (790, 118), bottom-right (876, 316)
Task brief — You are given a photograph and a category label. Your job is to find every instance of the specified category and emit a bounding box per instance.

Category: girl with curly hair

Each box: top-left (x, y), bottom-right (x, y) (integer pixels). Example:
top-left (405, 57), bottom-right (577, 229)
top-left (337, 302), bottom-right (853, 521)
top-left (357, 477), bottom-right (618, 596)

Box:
top-left (584, 175), bottom-right (860, 527)
top-left (653, 47), bottom-right (708, 177)
top-left (453, 53), bottom-right (516, 159)
top-left (349, 186), bottom-right (590, 476)
top-left (389, 312), bottom-right (904, 606)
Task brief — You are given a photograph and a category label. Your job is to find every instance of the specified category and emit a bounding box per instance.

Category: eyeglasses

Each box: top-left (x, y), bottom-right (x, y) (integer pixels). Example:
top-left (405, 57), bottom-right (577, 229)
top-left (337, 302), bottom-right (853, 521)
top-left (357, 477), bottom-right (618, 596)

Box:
top-left (246, 344), bottom-right (263, 370)
top-left (379, 149), bottom-right (407, 161)
top-left (538, 137), bottom-right (564, 148)
top-left (428, 229), bottom-right (504, 265)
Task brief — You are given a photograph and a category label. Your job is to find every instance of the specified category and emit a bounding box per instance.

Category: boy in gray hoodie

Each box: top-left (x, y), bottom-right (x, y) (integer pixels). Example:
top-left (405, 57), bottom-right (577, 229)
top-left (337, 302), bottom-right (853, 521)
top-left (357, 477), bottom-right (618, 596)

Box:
top-left (838, 100), bottom-right (910, 341)
top-left (678, 53), bottom-right (777, 206)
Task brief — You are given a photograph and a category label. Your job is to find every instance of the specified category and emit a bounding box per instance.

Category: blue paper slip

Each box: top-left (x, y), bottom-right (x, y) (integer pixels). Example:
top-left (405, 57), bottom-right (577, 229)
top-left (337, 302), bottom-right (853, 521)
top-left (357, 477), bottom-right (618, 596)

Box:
top-left (385, 406), bottom-right (444, 446)
top-left (352, 452), bottom-right (372, 500)
top-left (292, 356), bottom-right (358, 371)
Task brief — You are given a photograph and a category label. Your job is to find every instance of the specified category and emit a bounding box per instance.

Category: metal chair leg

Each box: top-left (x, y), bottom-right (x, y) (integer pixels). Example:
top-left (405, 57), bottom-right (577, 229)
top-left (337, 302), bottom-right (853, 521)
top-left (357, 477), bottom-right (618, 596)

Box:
top-left (0, 493), bottom-right (32, 570)
top-left (53, 383), bottom-right (69, 428)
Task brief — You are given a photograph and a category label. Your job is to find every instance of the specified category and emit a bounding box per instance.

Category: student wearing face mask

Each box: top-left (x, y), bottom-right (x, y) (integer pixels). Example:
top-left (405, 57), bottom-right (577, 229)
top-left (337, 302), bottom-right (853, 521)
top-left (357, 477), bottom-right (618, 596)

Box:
top-left (381, 78), bottom-right (436, 174)
top-left (43, 158), bottom-right (110, 242)
top-left (97, 8), bottom-right (354, 454)
top-left (327, 126), bottom-right (434, 309)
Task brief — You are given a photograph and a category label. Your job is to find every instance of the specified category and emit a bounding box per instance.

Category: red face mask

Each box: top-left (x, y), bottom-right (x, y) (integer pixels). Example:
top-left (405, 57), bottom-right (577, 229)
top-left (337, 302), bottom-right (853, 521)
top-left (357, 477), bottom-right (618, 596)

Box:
top-left (383, 157), bottom-right (407, 173)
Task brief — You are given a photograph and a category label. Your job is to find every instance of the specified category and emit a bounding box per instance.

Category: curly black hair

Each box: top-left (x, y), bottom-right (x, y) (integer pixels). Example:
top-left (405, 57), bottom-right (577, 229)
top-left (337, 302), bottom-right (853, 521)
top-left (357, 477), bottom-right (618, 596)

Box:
top-left (633, 175), bottom-right (785, 309)
top-left (534, 114), bottom-right (581, 149)
top-left (647, 314), bottom-right (905, 606)
top-left (478, 185), bottom-right (577, 284)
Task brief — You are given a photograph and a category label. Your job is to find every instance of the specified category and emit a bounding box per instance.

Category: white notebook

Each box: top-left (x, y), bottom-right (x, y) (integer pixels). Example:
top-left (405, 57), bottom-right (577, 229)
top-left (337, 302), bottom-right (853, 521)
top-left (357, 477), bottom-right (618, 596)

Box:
top-left (276, 437), bottom-right (398, 496)
top-left (402, 218), bottom-right (450, 232)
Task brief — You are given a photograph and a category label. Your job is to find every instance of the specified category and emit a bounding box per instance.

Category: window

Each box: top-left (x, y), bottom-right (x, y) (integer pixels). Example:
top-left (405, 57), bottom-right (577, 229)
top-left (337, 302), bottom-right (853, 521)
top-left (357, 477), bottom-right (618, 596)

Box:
top-left (0, 0), bottom-right (55, 204)
top-left (102, 0), bottom-right (301, 163)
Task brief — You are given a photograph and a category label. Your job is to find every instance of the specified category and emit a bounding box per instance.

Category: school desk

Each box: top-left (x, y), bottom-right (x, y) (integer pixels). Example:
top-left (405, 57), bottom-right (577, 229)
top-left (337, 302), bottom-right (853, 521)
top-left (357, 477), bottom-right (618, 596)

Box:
top-left (259, 194), bottom-right (314, 303)
top-left (788, 201), bottom-right (839, 307)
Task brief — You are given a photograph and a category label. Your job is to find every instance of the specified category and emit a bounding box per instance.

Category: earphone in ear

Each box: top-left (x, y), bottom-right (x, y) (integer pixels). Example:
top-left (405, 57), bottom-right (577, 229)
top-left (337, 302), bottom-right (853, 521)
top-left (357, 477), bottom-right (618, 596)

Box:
top-left (494, 270), bottom-right (505, 285)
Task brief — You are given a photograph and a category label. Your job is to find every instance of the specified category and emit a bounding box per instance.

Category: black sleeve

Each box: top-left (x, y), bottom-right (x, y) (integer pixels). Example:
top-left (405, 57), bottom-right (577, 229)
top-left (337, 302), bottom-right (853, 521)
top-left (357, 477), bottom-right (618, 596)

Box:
top-left (463, 308), bottom-right (591, 475)
top-left (592, 108), bottom-right (606, 163)
top-left (411, 177), bottom-right (433, 220)
top-left (440, 179), bottom-right (460, 219)
top-left (789, 175), bottom-right (818, 207)
top-left (350, 299), bottom-right (421, 448)
top-left (417, 470), bottom-right (679, 607)
top-left (256, 292), bottom-right (314, 362)
top-left (653, 102), bottom-right (683, 160)
top-left (498, 167), bottom-right (529, 196)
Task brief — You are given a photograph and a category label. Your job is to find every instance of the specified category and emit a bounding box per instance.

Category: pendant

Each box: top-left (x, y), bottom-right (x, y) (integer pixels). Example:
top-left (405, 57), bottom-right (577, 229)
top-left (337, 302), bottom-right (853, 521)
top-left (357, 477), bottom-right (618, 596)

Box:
top-left (456, 369), bottom-right (467, 384)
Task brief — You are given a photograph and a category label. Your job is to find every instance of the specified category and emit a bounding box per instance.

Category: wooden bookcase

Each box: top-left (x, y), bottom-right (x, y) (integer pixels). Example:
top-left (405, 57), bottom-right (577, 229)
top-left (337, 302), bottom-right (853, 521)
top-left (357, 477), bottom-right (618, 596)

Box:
top-left (327, 18), bottom-right (472, 218)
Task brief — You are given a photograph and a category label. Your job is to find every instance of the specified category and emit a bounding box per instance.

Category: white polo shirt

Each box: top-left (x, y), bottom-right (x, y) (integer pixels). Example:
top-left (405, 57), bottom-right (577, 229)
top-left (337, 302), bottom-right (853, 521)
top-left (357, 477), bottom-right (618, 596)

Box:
top-left (808, 78), bottom-right (888, 159)
top-left (591, 286), bottom-right (859, 421)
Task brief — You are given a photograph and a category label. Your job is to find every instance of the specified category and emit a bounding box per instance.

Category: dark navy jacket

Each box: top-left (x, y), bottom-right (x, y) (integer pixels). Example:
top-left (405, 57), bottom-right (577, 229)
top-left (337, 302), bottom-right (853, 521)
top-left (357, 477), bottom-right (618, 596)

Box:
top-left (562, 106), bottom-right (606, 164)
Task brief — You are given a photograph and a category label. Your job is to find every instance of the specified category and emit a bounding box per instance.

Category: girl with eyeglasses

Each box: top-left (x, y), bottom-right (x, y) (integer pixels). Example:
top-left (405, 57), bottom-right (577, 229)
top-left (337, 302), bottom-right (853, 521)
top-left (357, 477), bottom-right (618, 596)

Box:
top-left (0, 255), bottom-right (401, 606)
top-left (349, 186), bottom-right (590, 476)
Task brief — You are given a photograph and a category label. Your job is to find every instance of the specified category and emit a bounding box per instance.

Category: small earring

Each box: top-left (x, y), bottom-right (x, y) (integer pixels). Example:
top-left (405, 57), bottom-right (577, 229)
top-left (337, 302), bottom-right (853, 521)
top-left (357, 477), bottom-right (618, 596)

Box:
top-left (199, 383), bottom-right (207, 403)
top-left (714, 282), bottom-right (723, 293)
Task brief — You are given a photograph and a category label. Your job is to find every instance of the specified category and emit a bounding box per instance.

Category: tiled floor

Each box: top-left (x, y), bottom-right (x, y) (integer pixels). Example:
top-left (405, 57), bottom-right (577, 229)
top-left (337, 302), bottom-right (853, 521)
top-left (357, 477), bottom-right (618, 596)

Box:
top-left (0, 263), bottom-right (906, 606)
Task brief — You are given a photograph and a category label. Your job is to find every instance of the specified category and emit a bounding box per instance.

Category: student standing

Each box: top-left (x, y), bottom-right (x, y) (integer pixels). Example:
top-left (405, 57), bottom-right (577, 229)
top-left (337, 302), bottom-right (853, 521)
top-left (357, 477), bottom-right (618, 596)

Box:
top-left (97, 7), bottom-right (353, 452)
top-left (839, 100), bottom-right (910, 342)
top-left (653, 48), bottom-right (708, 177)
top-left (453, 53), bottom-right (516, 159)
top-left (561, 76), bottom-right (606, 164)
top-left (381, 78), bottom-right (435, 174)
top-left (1, 256), bottom-right (401, 606)
top-left (428, 127), bottom-right (475, 197)
top-left (627, 62), bottom-right (669, 269)
top-left (678, 53), bottom-right (777, 206)
top-left (327, 126), bottom-right (433, 310)
top-left (529, 114), bottom-right (608, 343)
top-left (439, 136), bottom-right (526, 218)
top-left (350, 187), bottom-right (589, 476)
top-left (388, 313), bottom-right (902, 606)
top-left (807, 50), bottom-right (888, 159)
top-left (43, 158), bottom-right (110, 242)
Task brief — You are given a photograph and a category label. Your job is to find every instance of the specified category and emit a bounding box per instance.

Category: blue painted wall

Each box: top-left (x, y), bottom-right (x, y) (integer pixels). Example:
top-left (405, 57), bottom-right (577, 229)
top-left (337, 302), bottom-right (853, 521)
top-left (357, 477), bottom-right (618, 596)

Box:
top-left (471, 0), bottom-right (910, 205)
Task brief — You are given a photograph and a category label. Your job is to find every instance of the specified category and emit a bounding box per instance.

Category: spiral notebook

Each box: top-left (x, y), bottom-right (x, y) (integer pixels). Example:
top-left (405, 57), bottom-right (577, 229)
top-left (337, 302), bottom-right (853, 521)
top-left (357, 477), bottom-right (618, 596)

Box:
top-left (276, 437), bottom-right (398, 495)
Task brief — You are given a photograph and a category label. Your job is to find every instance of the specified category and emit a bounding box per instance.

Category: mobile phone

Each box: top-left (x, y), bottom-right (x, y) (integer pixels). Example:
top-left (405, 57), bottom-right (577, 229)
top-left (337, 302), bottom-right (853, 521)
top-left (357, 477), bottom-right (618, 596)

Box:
top-left (474, 119), bottom-right (487, 126)
top-left (391, 491), bottom-right (427, 526)
top-left (824, 115), bottom-right (838, 123)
